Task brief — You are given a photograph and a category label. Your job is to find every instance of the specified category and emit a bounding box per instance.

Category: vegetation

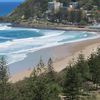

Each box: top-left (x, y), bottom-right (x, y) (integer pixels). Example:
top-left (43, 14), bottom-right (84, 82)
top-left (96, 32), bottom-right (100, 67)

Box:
top-left (63, 65), bottom-right (82, 100)
top-left (7, 0), bottom-right (100, 24)
top-left (0, 48), bottom-right (100, 100)
top-left (9, 0), bottom-right (48, 20)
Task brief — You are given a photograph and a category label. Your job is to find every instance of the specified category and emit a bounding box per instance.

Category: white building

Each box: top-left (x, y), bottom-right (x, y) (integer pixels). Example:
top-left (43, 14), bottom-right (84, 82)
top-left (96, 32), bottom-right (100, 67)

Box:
top-left (69, 2), bottom-right (79, 9)
top-left (48, 0), bottom-right (63, 13)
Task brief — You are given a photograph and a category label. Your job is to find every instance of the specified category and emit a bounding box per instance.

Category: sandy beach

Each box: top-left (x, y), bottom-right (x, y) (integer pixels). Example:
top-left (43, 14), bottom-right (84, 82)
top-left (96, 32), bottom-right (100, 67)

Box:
top-left (9, 35), bottom-right (100, 83)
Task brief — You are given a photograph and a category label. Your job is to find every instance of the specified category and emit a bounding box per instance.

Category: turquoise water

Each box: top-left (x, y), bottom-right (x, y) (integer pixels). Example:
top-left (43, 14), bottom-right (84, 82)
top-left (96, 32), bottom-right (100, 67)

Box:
top-left (0, 23), bottom-right (99, 66)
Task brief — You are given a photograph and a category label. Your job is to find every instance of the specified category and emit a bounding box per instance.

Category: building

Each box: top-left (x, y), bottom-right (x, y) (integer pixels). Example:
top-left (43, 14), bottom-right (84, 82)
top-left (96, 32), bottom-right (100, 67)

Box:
top-left (69, 1), bottom-right (79, 9)
top-left (48, 0), bottom-right (63, 13)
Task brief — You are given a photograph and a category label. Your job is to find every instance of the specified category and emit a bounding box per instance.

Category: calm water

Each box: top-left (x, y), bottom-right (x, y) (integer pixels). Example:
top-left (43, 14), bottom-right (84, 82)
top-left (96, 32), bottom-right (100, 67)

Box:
top-left (0, 2), bottom-right (21, 16)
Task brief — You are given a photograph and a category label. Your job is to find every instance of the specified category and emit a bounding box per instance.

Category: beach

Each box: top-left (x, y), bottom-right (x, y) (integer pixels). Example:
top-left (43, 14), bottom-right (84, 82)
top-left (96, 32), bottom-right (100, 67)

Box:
top-left (9, 36), bottom-right (100, 83)
top-left (0, 0), bottom-right (100, 99)
top-left (13, 22), bottom-right (100, 32)
top-left (0, 21), bottom-right (99, 83)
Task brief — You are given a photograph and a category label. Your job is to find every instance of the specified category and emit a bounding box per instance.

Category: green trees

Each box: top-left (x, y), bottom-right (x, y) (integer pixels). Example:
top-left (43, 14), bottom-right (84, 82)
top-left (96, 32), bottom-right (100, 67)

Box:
top-left (8, 0), bottom-right (100, 23)
top-left (27, 76), bottom-right (48, 100)
top-left (24, 58), bottom-right (61, 100)
top-left (63, 49), bottom-right (100, 100)
top-left (63, 65), bottom-right (82, 100)
top-left (0, 48), bottom-right (100, 100)
top-left (76, 54), bottom-right (90, 81)
top-left (47, 58), bottom-right (53, 72)
top-left (10, 0), bottom-right (48, 19)
top-left (63, 54), bottom-right (91, 100)
top-left (0, 57), bottom-right (9, 100)
top-left (88, 48), bottom-right (100, 85)
top-left (28, 75), bottom-right (61, 100)
top-left (10, 58), bottom-right (61, 100)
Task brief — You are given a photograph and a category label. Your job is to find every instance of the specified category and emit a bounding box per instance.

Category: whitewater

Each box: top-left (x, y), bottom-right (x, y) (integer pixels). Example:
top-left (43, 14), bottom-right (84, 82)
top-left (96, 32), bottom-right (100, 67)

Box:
top-left (0, 23), bottom-right (100, 66)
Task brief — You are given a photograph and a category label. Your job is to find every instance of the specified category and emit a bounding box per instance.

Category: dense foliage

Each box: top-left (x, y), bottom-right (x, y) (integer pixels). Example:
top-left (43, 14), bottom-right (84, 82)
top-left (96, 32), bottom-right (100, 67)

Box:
top-left (9, 0), bottom-right (48, 20)
top-left (8, 0), bottom-right (100, 23)
top-left (0, 48), bottom-right (100, 100)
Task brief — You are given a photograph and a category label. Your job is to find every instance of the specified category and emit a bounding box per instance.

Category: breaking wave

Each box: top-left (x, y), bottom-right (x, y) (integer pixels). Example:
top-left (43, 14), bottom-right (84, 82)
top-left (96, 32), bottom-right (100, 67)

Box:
top-left (0, 23), bottom-right (99, 65)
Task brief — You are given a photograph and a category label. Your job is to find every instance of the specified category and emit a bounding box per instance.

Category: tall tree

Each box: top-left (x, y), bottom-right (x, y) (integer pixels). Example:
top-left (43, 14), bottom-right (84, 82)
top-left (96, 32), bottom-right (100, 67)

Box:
top-left (47, 58), bottom-right (56, 81)
top-left (76, 54), bottom-right (90, 81)
top-left (63, 65), bottom-right (82, 100)
top-left (47, 58), bottom-right (54, 72)
top-left (0, 57), bottom-right (9, 100)
top-left (88, 48), bottom-right (100, 85)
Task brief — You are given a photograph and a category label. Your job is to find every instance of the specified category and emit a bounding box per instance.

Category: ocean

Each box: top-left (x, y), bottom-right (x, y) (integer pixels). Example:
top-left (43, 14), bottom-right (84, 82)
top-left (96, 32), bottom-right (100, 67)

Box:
top-left (0, 2), bottom-right (99, 75)
top-left (0, 23), bottom-right (99, 67)
top-left (0, 2), bottom-right (21, 16)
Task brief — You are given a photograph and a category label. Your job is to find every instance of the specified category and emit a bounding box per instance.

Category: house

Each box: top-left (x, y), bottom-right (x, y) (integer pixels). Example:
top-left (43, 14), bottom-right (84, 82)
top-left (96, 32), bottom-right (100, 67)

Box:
top-left (48, 0), bottom-right (63, 13)
top-left (69, 1), bottom-right (79, 9)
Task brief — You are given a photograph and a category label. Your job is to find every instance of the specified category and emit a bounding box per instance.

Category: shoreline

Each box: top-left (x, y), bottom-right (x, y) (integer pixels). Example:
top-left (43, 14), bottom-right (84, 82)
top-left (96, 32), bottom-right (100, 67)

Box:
top-left (11, 23), bottom-right (100, 32)
top-left (9, 37), bottom-right (100, 83)
top-left (3, 22), bottom-right (99, 82)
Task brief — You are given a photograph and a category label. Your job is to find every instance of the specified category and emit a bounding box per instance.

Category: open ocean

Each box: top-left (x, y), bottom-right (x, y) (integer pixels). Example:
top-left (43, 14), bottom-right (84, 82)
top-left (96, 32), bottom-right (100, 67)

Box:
top-left (0, 2), bottom-right (21, 16)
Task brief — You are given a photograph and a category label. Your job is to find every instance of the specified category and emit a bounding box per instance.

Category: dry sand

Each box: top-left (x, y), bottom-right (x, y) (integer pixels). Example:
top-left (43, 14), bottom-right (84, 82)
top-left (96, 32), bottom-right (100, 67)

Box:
top-left (9, 37), bottom-right (100, 83)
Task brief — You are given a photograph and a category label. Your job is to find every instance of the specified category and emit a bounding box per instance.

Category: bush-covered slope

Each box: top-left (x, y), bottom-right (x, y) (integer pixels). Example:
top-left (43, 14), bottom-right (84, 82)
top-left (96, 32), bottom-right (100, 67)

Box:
top-left (9, 0), bottom-right (100, 21)
top-left (9, 0), bottom-right (48, 19)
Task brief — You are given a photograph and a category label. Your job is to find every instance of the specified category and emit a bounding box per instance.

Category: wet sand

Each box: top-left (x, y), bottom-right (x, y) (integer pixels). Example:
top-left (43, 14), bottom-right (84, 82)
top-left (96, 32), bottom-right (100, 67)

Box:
top-left (9, 36), bottom-right (100, 83)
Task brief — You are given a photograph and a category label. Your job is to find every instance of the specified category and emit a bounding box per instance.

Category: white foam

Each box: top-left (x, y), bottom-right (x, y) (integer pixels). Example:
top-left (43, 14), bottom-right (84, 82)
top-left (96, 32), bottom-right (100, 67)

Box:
top-left (42, 30), bottom-right (65, 36)
top-left (89, 24), bottom-right (100, 29)
top-left (0, 23), bottom-right (12, 30)
top-left (0, 31), bottom-right (67, 65)
top-left (0, 24), bottom-right (99, 65)
top-left (7, 53), bottom-right (27, 65)
top-left (0, 23), bottom-right (41, 32)
top-left (10, 27), bottom-right (40, 32)
top-left (84, 31), bottom-right (97, 34)
top-left (0, 25), bottom-right (12, 30)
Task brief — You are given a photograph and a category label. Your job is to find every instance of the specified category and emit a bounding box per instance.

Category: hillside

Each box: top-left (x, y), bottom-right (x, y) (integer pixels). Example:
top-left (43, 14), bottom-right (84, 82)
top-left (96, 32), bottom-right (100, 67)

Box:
top-left (8, 0), bottom-right (100, 23)
top-left (9, 0), bottom-right (48, 20)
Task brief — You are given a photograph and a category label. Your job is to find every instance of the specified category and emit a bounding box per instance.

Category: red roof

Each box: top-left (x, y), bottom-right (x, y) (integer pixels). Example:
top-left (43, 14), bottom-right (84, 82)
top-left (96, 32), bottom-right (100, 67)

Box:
top-left (96, 10), bottom-right (100, 13)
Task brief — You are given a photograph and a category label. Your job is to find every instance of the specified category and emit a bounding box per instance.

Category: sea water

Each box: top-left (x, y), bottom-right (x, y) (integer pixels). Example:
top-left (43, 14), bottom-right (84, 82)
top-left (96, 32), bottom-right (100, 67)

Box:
top-left (0, 23), bottom-right (99, 67)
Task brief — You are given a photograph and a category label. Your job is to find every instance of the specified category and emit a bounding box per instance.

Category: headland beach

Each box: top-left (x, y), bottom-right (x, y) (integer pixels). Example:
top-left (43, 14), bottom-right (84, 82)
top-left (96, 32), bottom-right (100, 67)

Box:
top-left (0, 0), bottom-right (100, 99)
